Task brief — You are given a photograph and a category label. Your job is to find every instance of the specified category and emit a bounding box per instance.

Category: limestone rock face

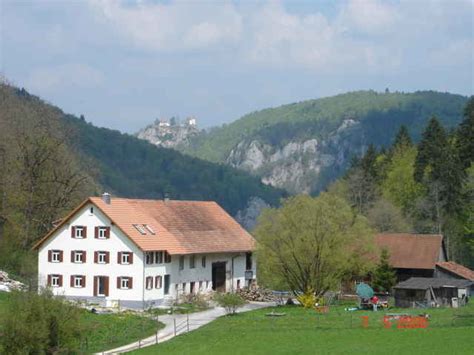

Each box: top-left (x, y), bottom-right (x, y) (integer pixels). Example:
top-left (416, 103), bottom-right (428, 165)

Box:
top-left (136, 119), bottom-right (200, 149)
top-left (226, 120), bottom-right (365, 194)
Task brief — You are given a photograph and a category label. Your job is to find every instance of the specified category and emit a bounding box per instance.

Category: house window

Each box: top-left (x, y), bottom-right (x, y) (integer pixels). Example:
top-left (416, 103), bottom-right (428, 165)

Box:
top-left (146, 276), bottom-right (153, 290)
top-left (146, 252), bottom-right (154, 265)
top-left (73, 251), bottom-right (85, 263)
top-left (201, 256), bottom-right (206, 268)
top-left (246, 252), bottom-right (252, 270)
top-left (164, 252), bottom-right (171, 263)
top-left (133, 224), bottom-right (147, 235)
top-left (97, 227), bottom-right (109, 239)
top-left (121, 252), bottom-right (131, 265)
top-left (190, 281), bottom-right (195, 294)
top-left (119, 277), bottom-right (131, 290)
top-left (73, 226), bottom-right (85, 239)
top-left (51, 250), bottom-right (62, 263)
top-left (72, 275), bottom-right (85, 288)
top-left (155, 251), bottom-right (163, 264)
top-left (190, 255), bottom-right (195, 269)
top-left (90, 207), bottom-right (94, 214)
top-left (237, 279), bottom-right (241, 290)
top-left (155, 276), bottom-right (162, 289)
top-left (144, 224), bottom-right (155, 235)
top-left (49, 274), bottom-right (62, 287)
top-left (179, 256), bottom-right (185, 270)
top-left (182, 282), bottom-right (186, 293)
top-left (95, 251), bottom-right (109, 264)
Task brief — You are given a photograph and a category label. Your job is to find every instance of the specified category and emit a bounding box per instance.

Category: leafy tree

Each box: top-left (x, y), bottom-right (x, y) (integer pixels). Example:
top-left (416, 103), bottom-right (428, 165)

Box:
top-left (367, 198), bottom-right (412, 233)
top-left (381, 145), bottom-right (424, 213)
top-left (254, 193), bottom-right (374, 296)
top-left (371, 249), bottom-right (397, 293)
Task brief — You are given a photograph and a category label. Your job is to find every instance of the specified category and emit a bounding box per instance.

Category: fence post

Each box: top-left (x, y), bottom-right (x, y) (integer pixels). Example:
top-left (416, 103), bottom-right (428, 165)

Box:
top-left (174, 318), bottom-right (177, 336)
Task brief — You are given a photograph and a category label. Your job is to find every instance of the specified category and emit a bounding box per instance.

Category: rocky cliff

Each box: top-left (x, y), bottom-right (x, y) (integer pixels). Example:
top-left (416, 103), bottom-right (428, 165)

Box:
top-left (226, 119), bottom-right (365, 194)
top-left (136, 119), bottom-right (200, 148)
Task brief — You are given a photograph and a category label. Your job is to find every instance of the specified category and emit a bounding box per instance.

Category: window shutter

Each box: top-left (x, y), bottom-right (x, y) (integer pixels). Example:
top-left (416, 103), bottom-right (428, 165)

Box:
top-left (129, 253), bottom-right (133, 264)
top-left (104, 277), bottom-right (109, 296)
top-left (118, 252), bottom-right (122, 264)
top-left (94, 227), bottom-right (98, 239)
top-left (71, 251), bottom-right (75, 262)
top-left (59, 251), bottom-right (63, 262)
top-left (71, 226), bottom-right (76, 238)
top-left (58, 275), bottom-right (63, 287)
top-left (117, 277), bottom-right (121, 289)
top-left (94, 251), bottom-right (98, 264)
top-left (105, 252), bottom-right (110, 264)
top-left (83, 251), bottom-right (87, 263)
top-left (93, 276), bottom-right (98, 296)
top-left (106, 227), bottom-right (111, 239)
top-left (129, 277), bottom-right (133, 289)
top-left (48, 250), bottom-right (52, 262)
top-left (83, 226), bottom-right (87, 238)
top-left (70, 275), bottom-right (74, 287)
top-left (47, 275), bottom-right (52, 286)
top-left (82, 276), bottom-right (86, 287)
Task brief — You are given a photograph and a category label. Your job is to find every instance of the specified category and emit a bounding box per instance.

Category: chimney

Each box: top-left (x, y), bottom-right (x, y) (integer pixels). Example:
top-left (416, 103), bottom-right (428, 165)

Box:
top-left (102, 192), bottom-right (111, 205)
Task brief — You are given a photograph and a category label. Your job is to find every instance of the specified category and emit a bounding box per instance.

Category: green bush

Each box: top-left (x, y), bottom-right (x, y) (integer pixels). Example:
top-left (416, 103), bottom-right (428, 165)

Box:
top-left (0, 289), bottom-right (82, 353)
top-left (214, 293), bottom-right (246, 315)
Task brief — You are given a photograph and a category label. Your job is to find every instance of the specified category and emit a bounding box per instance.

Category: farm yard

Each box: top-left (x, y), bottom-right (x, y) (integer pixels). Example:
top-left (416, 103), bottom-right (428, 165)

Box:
top-left (130, 302), bottom-right (474, 355)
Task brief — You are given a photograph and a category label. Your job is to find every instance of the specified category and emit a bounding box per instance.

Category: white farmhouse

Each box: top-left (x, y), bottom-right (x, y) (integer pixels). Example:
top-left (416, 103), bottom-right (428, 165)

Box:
top-left (33, 194), bottom-right (256, 308)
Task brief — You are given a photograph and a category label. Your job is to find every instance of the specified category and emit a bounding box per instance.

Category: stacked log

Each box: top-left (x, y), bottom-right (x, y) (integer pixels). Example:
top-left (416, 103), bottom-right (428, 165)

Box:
top-left (237, 287), bottom-right (275, 302)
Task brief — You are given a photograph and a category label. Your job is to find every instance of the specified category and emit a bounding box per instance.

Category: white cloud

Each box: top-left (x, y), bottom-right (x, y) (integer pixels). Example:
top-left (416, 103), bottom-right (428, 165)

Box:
top-left (89, 0), bottom-right (242, 51)
top-left (26, 63), bottom-right (104, 93)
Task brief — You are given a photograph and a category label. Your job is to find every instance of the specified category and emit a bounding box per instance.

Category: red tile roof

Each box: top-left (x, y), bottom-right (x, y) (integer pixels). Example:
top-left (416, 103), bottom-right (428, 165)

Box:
top-left (375, 233), bottom-right (444, 270)
top-left (34, 197), bottom-right (255, 255)
top-left (436, 261), bottom-right (474, 281)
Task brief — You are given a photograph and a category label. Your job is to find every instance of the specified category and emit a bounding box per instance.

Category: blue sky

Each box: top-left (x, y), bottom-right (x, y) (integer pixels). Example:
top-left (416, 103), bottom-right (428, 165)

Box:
top-left (1, 0), bottom-right (472, 133)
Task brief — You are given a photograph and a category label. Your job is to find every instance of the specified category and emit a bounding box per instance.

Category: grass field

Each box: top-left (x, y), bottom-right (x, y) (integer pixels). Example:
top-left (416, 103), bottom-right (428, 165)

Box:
top-left (0, 292), bottom-right (163, 354)
top-left (130, 302), bottom-right (474, 355)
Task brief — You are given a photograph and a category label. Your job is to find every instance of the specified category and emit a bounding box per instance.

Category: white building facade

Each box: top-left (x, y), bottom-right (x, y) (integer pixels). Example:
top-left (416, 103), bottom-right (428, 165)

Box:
top-left (35, 196), bottom-right (256, 309)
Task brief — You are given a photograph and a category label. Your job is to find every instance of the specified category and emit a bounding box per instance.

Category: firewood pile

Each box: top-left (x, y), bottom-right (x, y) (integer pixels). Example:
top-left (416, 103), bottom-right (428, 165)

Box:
top-left (0, 270), bottom-right (25, 292)
top-left (237, 287), bottom-right (276, 302)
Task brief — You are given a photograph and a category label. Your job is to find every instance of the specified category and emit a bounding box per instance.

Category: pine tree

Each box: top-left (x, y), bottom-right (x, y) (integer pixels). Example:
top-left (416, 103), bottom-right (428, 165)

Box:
top-left (371, 249), bottom-right (397, 293)
top-left (457, 97), bottom-right (474, 171)
top-left (393, 125), bottom-right (412, 151)
top-left (414, 117), bottom-right (448, 183)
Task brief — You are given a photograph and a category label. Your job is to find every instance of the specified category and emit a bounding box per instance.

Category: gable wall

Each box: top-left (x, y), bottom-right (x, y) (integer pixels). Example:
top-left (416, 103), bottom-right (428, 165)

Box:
top-left (38, 202), bottom-right (145, 302)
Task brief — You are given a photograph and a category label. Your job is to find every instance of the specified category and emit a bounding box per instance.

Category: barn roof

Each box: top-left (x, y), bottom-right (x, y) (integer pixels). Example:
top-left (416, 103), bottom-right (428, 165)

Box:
top-left (436, 261), bottom-right (474, 281)
top-left (394, 277), bottom-right (473, 290)
top-left (33, 196), bottom-right (255, 255)
top-left (375, 233), bottom-right (444, 270)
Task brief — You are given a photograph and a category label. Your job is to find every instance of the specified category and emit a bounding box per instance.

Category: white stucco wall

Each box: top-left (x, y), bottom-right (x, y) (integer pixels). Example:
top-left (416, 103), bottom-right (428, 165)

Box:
top-left (144, 252), bottom-right (257, 302)
top-left (38, 203), bottom-right (144, 302)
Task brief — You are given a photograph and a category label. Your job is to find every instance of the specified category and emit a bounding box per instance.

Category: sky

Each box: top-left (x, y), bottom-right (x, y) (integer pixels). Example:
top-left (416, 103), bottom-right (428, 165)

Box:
top-left (0, 0), bottom-right (473, 133)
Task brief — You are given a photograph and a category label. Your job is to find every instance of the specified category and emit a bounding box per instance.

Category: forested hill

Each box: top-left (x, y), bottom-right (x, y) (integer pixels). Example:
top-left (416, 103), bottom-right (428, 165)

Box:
top-left (0, 83), bottom-right (286, 274)
top-left (63, 114), bottom-right (285, 215)
top-left (179, 91), bottom-right (468, 194)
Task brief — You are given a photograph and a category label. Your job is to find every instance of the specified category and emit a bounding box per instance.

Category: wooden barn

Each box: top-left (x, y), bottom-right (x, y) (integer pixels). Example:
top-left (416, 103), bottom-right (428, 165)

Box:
top-left (393, 277), bottom-right (473, 308)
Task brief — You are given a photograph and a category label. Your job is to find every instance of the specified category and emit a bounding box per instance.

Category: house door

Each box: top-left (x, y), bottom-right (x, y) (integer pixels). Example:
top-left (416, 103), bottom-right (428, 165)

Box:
top-left (94, 276), bottom-right (109, 297)
top-left (164, 274), bottom-right (171, 295)
top-left (212, 262), bottom-right (226, 292)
